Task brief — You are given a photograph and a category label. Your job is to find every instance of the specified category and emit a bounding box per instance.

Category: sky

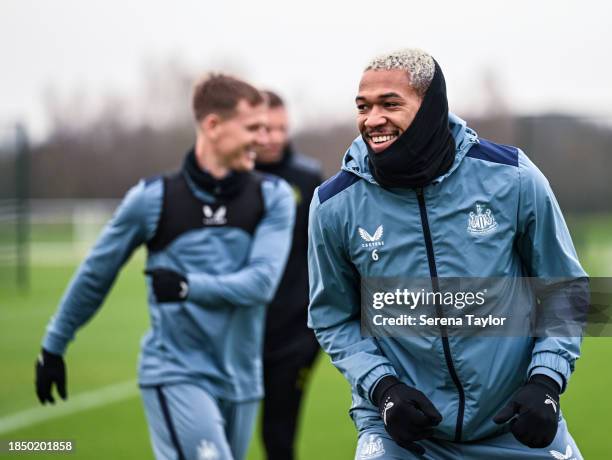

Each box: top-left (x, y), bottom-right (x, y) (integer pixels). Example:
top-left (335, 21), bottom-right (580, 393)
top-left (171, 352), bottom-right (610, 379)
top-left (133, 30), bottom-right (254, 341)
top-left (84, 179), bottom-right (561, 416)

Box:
top-left (1, 0), bottom-right (611, 141)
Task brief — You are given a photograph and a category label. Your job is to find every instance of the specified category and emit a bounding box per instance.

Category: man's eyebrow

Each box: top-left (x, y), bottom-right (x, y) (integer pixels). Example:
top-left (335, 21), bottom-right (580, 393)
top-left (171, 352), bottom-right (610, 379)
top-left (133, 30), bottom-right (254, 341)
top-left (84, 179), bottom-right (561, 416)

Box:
top-left (355, 92), bottom-right (402, 103)
top-left (379, 92), bottom-right (402, 99)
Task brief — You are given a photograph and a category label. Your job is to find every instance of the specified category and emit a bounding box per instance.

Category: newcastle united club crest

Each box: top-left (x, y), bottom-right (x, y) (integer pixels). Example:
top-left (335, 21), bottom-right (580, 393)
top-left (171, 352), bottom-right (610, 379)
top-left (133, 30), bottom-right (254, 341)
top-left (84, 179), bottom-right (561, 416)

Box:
top-left (467, 204), bottom-right (498, 235)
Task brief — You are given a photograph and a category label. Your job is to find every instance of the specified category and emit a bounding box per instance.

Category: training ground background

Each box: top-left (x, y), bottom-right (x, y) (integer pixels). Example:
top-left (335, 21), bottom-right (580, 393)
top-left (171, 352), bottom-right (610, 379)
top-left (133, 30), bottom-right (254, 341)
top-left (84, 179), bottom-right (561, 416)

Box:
top-left (1, 214), bottom-right (611, 458)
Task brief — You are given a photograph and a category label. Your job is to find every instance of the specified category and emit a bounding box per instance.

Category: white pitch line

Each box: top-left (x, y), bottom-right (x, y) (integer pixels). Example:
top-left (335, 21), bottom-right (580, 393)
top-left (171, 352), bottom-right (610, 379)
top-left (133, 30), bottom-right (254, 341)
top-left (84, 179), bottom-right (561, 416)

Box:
top-left (0, 380), bottom-right (139, 435)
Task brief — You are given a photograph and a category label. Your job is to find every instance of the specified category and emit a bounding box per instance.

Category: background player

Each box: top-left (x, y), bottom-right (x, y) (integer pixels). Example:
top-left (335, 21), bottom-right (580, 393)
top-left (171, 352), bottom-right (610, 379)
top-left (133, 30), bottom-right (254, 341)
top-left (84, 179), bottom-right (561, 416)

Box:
top-left (256, 90), bottom-right (323, 460)
top-left (35, 74), bottom-right (295, 460)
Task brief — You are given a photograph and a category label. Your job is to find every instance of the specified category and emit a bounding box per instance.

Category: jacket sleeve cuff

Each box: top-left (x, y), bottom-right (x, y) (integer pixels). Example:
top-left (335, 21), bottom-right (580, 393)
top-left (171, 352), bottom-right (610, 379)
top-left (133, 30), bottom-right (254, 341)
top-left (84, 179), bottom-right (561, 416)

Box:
top-left (42, 332), bottom-right (69, 356)
top-left (528, 352), bottom-right (570, 392)
top-left (186, 272), bottom-right (216, 304)
top-left (362, 364), bottom-right (398, 404)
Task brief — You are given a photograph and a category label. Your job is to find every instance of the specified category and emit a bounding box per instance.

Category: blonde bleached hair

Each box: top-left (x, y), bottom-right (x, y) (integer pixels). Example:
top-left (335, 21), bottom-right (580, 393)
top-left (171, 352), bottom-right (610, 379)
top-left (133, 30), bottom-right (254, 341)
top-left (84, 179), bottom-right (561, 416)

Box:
top-left (365, 48), bottom-right (435, 96)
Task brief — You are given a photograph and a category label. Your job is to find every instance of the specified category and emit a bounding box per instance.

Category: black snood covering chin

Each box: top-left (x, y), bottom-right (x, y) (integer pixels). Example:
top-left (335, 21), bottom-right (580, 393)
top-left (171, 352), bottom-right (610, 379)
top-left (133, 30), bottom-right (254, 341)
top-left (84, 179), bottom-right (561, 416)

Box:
top-left (367, 60), bottom-right (456, 189)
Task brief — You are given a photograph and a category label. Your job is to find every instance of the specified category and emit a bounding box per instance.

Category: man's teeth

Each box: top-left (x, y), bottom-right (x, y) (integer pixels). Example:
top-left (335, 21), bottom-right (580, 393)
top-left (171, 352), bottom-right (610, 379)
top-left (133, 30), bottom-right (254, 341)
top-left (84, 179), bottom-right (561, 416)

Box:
top-left (371, 135), bottom-right (396, 144)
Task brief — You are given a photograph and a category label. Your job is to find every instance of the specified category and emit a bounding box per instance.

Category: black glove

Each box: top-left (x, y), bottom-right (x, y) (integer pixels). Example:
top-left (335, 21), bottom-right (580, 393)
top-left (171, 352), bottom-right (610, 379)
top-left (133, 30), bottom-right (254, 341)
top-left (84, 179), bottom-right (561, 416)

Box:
top-left (35, 348), bottom-right (67, 404)
top-left (145, 268), bottom-right (189, 303)
top-left (372, 376), bottom-right (442, 456)
top-left (493, 374), bottom-right (560, 448)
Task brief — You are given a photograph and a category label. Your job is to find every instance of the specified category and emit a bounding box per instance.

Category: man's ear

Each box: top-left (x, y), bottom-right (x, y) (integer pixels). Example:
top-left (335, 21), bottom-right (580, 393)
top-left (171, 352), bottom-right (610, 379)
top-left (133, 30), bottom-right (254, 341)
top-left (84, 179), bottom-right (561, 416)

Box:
top-left (200, 113), bottom-right (222, 140)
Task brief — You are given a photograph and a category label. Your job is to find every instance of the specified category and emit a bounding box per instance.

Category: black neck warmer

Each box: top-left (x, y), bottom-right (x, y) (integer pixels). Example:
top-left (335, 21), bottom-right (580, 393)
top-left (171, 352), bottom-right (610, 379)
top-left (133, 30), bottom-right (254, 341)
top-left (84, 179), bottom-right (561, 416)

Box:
top-left (367, 60), bottom-right (456, 189)
top-left (255, 144), bottom-right (293, 174)
top-left (183, 148), bottom-right (249, 199)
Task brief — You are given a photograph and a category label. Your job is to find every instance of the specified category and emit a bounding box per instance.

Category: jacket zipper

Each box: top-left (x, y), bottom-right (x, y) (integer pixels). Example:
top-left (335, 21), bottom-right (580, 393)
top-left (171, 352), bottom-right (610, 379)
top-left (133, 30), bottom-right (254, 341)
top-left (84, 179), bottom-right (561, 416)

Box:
top-left (415, 187), bottom-right (465, 442)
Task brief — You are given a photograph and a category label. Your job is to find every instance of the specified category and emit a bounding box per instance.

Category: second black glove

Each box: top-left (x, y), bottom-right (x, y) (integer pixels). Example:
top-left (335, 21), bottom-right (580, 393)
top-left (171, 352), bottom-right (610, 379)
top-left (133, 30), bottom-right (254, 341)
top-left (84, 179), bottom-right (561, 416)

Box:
top-left (35, 348), bottom-right (67, 404)
top-left (145, 268), bottom-right (189, 303)
top-left (372, 375), bottom-right (442, 456)
top-left (493, 374), bottom-right (560, 448)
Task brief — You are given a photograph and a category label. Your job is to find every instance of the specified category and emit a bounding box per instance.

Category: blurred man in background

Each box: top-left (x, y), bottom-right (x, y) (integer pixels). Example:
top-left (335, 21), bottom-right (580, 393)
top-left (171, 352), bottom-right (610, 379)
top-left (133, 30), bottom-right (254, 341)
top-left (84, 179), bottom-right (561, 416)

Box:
top-left (308, 48), bottom-right (588, 459)
top-left (256, 90), bottom-right (323, 460)
top-left (35, 74), bottom-right (295, 460)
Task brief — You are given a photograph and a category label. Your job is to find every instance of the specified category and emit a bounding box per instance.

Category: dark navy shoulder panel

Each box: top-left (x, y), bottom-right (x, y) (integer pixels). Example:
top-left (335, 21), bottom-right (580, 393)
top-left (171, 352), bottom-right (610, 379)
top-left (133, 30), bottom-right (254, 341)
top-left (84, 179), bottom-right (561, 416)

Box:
top-left (466, 138), bottom-right (519, 167)
top-left (318, 170), bottom-right (360, 204)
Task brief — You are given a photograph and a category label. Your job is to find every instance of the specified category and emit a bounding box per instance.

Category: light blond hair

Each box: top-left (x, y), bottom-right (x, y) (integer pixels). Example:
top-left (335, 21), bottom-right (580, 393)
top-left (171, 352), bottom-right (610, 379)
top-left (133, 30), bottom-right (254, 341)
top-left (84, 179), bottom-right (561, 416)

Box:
top-left (365, 48), bottom-right (435, 96)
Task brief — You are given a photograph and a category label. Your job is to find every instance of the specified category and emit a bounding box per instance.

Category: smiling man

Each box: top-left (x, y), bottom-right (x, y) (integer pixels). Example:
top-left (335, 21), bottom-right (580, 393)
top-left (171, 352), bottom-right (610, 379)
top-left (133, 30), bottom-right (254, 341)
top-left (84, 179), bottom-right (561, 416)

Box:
top-left (308, 49), bottom-right (588, 459)
top-left (356, 70), bottom-right (423, 153)
top-left (35, 74), bottom-right (295, 460)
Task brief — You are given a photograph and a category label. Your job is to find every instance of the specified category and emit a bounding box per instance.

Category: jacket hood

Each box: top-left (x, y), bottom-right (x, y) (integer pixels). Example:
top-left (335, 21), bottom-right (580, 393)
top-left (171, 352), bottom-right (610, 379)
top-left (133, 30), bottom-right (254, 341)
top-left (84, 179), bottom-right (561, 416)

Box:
top-left (342, 113), bottom-right (479, 186)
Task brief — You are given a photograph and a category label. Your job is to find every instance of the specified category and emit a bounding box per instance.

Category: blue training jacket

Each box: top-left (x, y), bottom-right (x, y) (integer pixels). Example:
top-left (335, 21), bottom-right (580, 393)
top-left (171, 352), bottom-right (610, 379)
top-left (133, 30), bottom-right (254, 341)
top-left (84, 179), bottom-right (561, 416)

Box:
top-left (43, 166), bottom-right (295, 402)
top-left (307, 114), bottom-right (587, 441)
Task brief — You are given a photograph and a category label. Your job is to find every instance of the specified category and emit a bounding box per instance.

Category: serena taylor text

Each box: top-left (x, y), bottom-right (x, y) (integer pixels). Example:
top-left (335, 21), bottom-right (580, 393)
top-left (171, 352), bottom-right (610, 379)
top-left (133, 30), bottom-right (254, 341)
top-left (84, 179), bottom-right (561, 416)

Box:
top-left (372, 314), bottom-right (507, 328)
